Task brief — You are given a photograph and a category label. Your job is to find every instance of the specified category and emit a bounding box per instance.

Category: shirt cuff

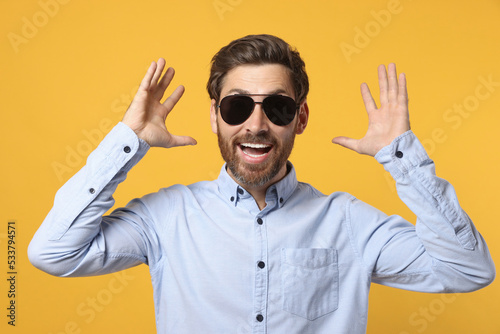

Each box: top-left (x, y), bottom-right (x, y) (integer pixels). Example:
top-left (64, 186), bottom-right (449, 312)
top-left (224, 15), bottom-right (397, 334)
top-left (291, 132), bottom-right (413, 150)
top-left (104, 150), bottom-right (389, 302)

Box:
top-left (94, 122), bottom-right (149, 166)
top-left (374, 131), bottom-right (431, 180)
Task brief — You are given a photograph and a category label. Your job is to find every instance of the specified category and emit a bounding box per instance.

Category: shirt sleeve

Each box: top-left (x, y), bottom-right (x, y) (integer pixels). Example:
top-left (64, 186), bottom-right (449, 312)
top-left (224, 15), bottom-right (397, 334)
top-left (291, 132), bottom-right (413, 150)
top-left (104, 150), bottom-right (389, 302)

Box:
top-left (28, 122), bottom-right (156, 277)
top-left (347, 130), bottom-right (495, 293)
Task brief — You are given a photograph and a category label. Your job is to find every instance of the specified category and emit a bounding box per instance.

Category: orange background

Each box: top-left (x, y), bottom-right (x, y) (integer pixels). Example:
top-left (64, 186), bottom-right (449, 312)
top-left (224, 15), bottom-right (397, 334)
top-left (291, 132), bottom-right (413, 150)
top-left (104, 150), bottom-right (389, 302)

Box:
top-left (1, 0), bottom-right (499, 333)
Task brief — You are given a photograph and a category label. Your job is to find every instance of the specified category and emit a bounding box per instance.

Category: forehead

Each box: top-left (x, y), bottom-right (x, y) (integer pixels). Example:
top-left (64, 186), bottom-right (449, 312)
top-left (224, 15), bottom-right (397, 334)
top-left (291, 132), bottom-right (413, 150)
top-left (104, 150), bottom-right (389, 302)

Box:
top-left (220, 64), bottom-right (294, 98)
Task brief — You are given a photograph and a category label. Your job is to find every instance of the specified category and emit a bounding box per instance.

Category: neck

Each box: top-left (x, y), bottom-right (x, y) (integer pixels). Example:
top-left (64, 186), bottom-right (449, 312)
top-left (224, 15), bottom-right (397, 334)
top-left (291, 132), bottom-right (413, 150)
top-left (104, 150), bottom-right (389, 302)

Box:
top-left (243, 184), bottom-right (269, 210)
top-left (228, 163), bottom-right (289, 211)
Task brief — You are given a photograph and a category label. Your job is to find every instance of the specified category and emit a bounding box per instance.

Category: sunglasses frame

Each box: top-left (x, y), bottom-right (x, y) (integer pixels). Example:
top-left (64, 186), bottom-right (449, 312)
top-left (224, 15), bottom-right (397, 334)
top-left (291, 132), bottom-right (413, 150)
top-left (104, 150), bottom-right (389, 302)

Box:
top-left (217, 94), bottom-right (300, 126)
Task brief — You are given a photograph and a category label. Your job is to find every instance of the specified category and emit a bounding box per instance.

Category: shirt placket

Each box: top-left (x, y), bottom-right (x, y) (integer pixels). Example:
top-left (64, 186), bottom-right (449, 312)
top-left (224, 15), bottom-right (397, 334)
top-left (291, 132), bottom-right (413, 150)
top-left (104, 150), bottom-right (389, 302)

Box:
top-left (253, 211), bottom-right (269, 334)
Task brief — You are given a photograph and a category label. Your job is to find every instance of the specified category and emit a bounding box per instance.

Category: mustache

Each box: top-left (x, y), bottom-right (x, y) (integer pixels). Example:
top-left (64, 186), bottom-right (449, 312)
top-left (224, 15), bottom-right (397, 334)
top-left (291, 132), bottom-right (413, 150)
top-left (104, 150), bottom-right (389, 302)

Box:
top-left (235, 133), bottom-right (278, 145)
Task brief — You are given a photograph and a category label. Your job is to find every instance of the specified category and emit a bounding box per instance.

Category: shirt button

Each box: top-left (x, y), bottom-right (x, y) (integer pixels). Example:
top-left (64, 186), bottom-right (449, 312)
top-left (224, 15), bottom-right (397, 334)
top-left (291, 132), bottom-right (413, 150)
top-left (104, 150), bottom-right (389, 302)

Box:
top-left (123, 146), bottom-right (131, 153)
top-left (230, 196), bottom-right (235, 202)
top-left (258, 261), bottom-right (265, 269)
top-left (257, 218), bottom-right (263, 225)
top-left (395, 151), bottom-right (403, 158)
top-left (279, 197), bottom-right (284, 204)
top-left (237, 188), bottom-right (244, 195)
top-left (89, 188), bottom-right (95, 194)
top-left (256, 314), bottom-right (264, 322)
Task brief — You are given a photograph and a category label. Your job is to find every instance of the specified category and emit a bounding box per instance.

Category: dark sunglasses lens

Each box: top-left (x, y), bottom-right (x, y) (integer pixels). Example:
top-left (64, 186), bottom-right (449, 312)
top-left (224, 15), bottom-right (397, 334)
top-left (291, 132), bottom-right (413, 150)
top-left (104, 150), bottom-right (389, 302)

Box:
top-left (262, 95), bottom-right (297, 126)
top-left (220, 96), bottom-right (254, 125)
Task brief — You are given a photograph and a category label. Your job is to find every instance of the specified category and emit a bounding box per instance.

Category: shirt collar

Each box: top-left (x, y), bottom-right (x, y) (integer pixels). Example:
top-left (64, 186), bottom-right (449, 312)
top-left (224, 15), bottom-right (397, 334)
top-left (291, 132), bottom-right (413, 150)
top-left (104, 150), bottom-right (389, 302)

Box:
top-left (215, 162), bottom-right (298, 209)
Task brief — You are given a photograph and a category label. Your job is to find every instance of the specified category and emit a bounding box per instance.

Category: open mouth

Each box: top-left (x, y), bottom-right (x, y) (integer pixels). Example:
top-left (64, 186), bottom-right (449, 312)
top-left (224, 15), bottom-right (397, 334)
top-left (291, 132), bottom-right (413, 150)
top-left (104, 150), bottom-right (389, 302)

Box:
top-left (239, 143), bottom-right (273, 158)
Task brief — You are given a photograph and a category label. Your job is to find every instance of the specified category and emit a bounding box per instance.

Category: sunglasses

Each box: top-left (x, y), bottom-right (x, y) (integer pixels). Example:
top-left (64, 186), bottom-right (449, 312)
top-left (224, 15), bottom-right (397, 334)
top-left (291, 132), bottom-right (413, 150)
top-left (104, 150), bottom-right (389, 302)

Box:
top-left (217, 94), bottom-right (299, 126)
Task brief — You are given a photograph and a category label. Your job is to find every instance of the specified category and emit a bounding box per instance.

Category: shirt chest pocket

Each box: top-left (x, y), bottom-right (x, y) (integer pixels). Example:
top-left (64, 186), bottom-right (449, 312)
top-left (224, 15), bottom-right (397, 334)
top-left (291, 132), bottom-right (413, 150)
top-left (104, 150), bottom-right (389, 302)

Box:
top-left (281, 248), bottom-right (339, 320)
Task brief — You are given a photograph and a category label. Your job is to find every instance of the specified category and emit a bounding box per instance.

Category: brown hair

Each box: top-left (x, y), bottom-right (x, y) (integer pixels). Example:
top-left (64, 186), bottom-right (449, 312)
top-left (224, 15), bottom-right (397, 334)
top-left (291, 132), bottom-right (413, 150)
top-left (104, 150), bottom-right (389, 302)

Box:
top-left (207, 34), bottom-right (309, 105)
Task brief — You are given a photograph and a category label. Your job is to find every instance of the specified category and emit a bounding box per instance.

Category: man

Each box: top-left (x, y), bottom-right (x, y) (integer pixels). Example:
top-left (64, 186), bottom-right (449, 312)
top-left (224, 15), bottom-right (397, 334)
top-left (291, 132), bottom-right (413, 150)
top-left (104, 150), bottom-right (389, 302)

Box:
top-left (29, 34), bottom-right (495, 333)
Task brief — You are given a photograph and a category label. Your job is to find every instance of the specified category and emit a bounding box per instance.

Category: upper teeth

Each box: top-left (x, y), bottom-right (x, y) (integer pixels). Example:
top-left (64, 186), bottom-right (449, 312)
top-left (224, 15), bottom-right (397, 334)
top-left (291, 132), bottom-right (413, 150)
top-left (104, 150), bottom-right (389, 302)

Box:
top-left (241, 143), bottom-right (270, 148)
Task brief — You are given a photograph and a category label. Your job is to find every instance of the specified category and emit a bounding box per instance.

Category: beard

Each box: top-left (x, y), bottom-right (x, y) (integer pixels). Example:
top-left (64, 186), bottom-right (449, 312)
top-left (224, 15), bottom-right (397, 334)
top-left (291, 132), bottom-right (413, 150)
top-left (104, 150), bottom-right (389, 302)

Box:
top-left (217, 121), bottom-right (296, 188)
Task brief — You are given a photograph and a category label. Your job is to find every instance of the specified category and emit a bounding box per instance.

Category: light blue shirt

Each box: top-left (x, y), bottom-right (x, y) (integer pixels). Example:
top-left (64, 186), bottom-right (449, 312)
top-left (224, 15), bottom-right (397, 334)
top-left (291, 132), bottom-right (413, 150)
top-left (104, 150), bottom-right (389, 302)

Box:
top-left (29, 122), bottom-right (495, 334)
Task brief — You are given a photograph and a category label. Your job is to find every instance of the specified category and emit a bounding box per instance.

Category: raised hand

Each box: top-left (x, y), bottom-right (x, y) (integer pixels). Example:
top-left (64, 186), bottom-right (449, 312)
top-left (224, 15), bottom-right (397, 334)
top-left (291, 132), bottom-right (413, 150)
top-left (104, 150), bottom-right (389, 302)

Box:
top-left (332, 63), bottom-right (410, 156)
top-left (122, 58), bottom-right (197, 148)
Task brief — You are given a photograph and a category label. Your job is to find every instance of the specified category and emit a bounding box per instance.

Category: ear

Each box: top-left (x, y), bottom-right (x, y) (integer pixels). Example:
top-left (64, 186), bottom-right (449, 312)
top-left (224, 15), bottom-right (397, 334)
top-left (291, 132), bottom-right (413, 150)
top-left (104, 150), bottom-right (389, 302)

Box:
top-left (210, 99), bottom-right (218, 134)
top-left (295, 101), bottom-right (309, 134)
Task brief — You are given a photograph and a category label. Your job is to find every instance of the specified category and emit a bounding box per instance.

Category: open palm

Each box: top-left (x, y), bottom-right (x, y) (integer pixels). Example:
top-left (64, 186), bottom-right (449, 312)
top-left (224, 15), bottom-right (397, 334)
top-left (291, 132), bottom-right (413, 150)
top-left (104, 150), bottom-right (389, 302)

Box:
top-left (332, 63), bottom-right (410, 156)
top-left (122, 58), bottom-right (197, 148)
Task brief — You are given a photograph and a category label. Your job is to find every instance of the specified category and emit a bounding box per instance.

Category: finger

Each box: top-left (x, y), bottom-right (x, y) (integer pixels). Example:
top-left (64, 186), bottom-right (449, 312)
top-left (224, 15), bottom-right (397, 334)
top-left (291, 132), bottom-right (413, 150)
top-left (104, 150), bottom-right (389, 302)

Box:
top-left (162, 85), bottom-right (185, 113)
top-left (169, 135), bottom-right (198, 147)
top-left (360, 83), bottom-right (377, 112)
top-left (378, 64), bottom-right (389, 105)
top-left (156, 67), bottom-right (176, 100)
top-left (397, 72), bottom-right (408, 106)
top-left (387, 63), bottom-right (398, 103)
top-left (150, 58), bottom-right (166, 88)
top-left (331, 136), bottom-right (359, 153)
top-left (139, 61), bottom-right (157, 91)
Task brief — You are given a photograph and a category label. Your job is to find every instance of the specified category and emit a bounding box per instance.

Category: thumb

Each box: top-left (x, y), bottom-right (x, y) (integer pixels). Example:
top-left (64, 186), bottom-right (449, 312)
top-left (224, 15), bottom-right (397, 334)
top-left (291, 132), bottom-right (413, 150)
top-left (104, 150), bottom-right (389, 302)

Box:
top-left (331, 136), bottom-right (360, 153)
top-left (167, 135), bottom-right (198, 148)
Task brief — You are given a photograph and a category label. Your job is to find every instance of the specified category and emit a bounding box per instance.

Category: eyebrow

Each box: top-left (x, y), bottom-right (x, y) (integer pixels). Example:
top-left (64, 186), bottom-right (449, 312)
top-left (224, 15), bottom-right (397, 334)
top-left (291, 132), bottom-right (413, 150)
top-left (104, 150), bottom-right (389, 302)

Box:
top-left (225, 88), bottom-right (290, 96)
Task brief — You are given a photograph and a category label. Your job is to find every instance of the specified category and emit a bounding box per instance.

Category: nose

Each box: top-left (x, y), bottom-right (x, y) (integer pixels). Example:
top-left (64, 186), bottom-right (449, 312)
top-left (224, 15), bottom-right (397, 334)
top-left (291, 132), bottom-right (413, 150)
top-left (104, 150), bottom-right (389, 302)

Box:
top-left (244, 103), bottom-right (269, 134)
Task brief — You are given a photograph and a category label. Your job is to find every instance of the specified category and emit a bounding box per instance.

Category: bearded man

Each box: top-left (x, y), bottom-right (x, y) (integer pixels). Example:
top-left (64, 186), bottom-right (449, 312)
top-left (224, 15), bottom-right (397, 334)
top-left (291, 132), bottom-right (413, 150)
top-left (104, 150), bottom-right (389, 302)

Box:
top-left (29, 34), bottom-right (495, 334)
